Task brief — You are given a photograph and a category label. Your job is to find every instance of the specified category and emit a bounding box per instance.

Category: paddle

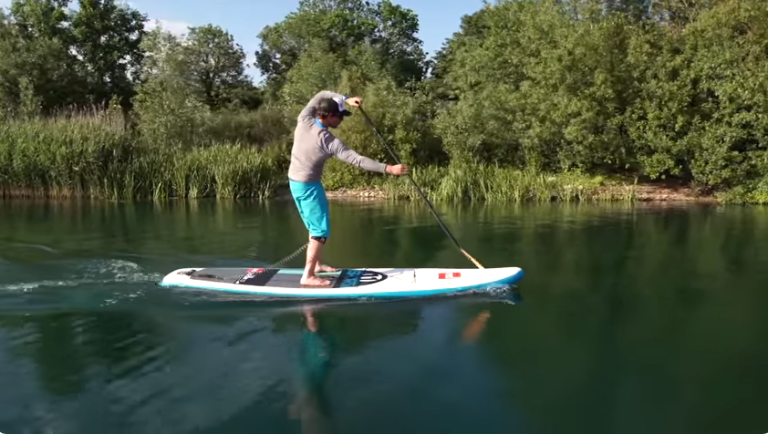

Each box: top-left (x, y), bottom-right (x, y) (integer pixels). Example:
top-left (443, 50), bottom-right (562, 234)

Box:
top-left (357, 105), bottom-right (485, 269)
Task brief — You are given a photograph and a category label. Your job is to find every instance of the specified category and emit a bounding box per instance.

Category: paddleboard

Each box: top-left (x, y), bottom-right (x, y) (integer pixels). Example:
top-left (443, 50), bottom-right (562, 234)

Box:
top-left (158, 266), bottom-right (524, 299)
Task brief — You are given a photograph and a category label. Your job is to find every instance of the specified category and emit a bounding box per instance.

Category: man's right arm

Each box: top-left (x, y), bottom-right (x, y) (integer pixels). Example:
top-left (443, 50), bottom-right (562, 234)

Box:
top-left (298, 90), bottom-right (345, 124)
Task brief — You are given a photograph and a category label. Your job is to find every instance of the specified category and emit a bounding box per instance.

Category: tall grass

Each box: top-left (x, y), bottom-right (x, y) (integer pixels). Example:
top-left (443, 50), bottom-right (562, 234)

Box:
top-left (0, 109), bottom-right (641, 203)
top-left (0, 110), bottom-right (286, 200)
top-left (380, 165), bottom-right (638, 204)
top-left (0, 108), bottom-right (641, 203)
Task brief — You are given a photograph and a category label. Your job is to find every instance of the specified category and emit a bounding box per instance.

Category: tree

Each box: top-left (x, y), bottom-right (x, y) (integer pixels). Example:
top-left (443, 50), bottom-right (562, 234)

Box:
top-left (133, 26), bottom-right (208, 145)
top-left (430, 0), bottom-right (642, 171)
top-left (649, 0), bottom-right (723, 27)
top-left (424, 5), bottom-right (493, 103)
top-left (0, 0), bottom-right (146, 114)
top-left (182, 24), bottom-right (250, 110)
top-left (133, 24), bottom-right (264, 145)
top-left (255, 0), bottom-right (426, 96)
top-left (8, 0), bottom-right (71, 42)
top-left (71, 0), bottom-right (147, 109)
top-left (0, 0), bottom-right (87, 114)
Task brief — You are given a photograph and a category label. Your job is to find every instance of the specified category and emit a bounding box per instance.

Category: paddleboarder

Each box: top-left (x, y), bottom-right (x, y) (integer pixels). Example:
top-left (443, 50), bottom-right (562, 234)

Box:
top-left (288, 90), bottom-right (409, 286)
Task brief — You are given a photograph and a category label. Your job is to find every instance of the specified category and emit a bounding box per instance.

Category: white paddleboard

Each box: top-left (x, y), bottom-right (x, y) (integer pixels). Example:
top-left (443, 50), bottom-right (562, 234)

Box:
top-left (158, 266), bottom-right (524, 299)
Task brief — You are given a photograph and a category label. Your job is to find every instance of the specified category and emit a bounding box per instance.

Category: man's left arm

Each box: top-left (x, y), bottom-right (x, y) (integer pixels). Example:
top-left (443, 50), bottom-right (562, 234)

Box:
top-left (326, 136), bottom-right (388, 174)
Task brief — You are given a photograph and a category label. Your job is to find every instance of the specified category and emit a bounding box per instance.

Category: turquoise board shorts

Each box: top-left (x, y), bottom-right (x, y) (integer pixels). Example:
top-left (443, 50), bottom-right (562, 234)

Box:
top-left (289, 179), bottom-right (330, 238)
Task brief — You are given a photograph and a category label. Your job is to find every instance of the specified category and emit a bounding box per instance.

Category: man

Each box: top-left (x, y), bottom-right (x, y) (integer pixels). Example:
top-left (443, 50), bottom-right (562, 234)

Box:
top-left (288, 90), bottom-right (409, 286)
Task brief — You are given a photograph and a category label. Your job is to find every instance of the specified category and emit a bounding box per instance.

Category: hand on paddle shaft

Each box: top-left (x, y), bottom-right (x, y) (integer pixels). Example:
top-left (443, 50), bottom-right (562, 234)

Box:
top-left (345, 96), bottom-right (362, 107)
top-left (351, 98), bottom-right (485, 269)
top-left (386, 164), bottom-right (409, 175)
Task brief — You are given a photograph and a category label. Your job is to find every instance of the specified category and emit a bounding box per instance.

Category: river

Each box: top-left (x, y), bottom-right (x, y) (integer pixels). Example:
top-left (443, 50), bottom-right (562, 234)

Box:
top-left (1, 198), bottom-right (766, 434)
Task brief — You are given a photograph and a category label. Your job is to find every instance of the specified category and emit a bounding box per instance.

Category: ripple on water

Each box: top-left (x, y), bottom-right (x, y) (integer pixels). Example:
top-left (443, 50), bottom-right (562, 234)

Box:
top-left (0, 258), bottom-right (167, 314)
top-left (1, 258), bottom-right (161, 289)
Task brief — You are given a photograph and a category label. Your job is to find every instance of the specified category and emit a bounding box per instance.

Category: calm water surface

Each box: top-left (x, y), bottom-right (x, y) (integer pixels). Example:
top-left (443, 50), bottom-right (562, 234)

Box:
top-left (0, 198), bottom-right (766, 434)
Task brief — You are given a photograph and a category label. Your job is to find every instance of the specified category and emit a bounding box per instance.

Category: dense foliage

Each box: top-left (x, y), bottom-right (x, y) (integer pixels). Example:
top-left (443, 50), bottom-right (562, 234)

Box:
top-left (1, 0), bottom-right (767, 203)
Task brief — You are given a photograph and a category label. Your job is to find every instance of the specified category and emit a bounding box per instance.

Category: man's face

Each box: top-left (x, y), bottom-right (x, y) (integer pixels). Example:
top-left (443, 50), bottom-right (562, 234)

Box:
top-left (326, 114), bottom-right (343, 128)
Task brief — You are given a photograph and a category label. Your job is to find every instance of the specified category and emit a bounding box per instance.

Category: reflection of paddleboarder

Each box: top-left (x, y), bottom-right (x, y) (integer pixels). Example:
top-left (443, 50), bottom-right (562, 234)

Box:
top-left (462, 310), bottom-right (491, 344)
top-left (289, 305), bottom-right (336, 434)
top-left (461, 290), bottom-right (522, 344)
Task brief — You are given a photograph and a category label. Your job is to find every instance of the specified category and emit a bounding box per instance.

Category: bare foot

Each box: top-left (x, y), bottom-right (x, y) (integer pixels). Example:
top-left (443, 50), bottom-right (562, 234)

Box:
top-left (300, 275), bottom-right (332, 287)
top-left (317, 264), bottom-right (338, 272)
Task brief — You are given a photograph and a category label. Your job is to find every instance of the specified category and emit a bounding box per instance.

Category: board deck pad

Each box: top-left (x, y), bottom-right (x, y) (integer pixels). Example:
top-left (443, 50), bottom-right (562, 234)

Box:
top-left (185, 267), bottom-right (388, 288)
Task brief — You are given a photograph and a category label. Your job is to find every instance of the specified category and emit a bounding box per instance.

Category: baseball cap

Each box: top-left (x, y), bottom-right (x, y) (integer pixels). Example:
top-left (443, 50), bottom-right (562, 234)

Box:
top-left (317, 96), bottom-right (352, 118)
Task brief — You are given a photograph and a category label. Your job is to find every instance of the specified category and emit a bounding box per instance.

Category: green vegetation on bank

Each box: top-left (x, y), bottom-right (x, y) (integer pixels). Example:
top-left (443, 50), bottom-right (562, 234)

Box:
top-left (0, 108), bottom-right (623, 202)
top-left (1, 0), bottom-right (768, 204)
top-left (0, 110), bottom-right (286, 200)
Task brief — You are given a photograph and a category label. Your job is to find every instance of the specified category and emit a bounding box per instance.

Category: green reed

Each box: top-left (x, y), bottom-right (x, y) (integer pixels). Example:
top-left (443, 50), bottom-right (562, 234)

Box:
top-left (0, 110), bottom-right (286, 200)
top-left (0, 109), bottom-right (642, 203)
top-left (380, 165), bottom-right (637, 204)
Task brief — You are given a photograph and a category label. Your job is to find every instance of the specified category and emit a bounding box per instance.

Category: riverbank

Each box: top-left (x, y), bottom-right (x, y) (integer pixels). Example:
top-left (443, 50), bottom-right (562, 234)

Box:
top-left (304, 179), bottom-right (722, 204)
top-left (0, 175), bottom-right (750, 205)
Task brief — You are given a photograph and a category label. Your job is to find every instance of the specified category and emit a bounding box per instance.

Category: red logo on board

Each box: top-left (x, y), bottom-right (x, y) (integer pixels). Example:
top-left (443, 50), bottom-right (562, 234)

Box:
top-left (439, 272), bottom-right (461, 279)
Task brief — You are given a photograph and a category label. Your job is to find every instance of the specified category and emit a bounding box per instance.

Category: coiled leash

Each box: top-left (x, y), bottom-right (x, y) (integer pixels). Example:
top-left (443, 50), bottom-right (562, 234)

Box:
top-left (236, 242), bottom-right (308, 284)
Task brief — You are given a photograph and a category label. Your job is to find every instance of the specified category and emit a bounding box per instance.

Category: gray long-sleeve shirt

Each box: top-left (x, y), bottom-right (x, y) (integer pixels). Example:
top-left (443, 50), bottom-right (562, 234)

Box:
top-left (287, 90), bottom-right (388, 183)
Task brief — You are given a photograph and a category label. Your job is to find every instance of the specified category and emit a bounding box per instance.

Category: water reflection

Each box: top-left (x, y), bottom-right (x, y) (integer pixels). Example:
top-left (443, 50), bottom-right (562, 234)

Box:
top-left (281, 293), bottom-right (520, 434)
top-left (474, 205), bottom-right (768, 434)
top-left (290, 306), bottom-right (336, 434)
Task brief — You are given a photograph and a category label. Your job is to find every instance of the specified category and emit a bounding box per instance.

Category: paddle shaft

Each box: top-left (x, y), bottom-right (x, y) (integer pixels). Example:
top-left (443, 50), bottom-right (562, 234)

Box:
top-left (357, 106), bottom-right (484, 269)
